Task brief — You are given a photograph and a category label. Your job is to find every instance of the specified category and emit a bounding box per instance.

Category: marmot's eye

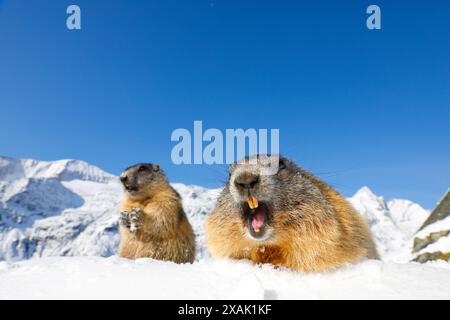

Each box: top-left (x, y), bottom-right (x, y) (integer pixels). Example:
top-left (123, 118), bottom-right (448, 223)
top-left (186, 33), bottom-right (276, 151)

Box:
top-left (279, 159), bottom-right (286, 171)
top-left (138, 165), bottom-right (147, 173)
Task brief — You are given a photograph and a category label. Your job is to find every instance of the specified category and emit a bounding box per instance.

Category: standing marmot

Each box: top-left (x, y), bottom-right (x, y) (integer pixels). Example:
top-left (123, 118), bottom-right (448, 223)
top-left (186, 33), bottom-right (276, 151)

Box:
top-left (205, 155), bottom-right (378, 271)
top-left (118, 163), bottom-right (195, 263)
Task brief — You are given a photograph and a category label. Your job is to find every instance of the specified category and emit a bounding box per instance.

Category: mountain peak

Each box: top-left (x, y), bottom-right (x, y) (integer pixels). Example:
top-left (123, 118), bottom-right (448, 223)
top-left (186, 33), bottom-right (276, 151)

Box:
top-left (353, 186), bottom-right (379, 200)
top-left (0, 156), bottom-right (116, 183)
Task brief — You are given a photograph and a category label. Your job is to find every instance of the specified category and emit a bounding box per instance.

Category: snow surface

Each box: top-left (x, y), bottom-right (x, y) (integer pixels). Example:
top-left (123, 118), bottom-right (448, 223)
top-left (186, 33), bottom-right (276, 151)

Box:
top-left (0, 256), bottom-right (449, 300)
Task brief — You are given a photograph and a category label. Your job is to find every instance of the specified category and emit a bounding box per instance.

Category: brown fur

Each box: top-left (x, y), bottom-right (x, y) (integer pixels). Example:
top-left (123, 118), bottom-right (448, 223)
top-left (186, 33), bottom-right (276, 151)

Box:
top-left (205, 155), bottom-right (378, 272)
top-left (118, 164), bottom-right (195, 263)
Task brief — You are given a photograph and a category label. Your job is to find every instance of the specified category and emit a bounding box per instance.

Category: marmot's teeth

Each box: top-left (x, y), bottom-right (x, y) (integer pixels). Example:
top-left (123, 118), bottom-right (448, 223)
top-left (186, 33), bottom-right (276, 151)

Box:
top-left (254, 228), bottom-right (261, 233)
top-left (247, 196), bottom-right (259, 210)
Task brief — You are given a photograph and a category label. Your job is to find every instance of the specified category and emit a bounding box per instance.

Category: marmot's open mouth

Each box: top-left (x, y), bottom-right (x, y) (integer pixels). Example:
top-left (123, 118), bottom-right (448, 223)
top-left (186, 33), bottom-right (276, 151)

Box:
top-left (242, 199), bottom-right (270, 239)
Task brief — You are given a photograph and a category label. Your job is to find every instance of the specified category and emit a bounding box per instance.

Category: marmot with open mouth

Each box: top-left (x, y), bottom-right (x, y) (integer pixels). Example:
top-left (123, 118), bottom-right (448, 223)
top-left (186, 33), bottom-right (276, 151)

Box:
top-left (118, 163), bottom-right (195, 263)
top-left (205, 155), bottom-right (378, 271)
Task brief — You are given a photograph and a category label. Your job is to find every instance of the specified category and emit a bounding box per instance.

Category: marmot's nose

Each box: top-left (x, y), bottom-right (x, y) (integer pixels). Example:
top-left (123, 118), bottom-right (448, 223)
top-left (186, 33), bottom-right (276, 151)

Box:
top-left (120, 174), bottom-right (128, 184)
top-left (234, 173), bottom-right (259, 190)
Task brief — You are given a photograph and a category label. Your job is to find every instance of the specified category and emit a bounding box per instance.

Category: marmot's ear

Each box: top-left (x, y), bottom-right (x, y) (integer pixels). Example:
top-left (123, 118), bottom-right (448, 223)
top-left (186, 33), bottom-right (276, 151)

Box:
top-left (152, 164), bottom-right (160, 172)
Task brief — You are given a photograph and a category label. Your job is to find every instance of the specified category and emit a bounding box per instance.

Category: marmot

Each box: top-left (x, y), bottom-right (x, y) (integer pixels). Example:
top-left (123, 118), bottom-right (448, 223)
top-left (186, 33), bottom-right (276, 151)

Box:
top-left (205, 155), bottom-right (378, 271)
top-left (118, 163), bottom-right (195, 263)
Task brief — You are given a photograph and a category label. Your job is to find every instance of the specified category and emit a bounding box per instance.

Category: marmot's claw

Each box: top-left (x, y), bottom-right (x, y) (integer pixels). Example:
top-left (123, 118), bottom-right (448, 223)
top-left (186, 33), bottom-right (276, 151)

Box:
top-left (119, 208), bottom-right (142, 234)
top-left (129, 208), bottom-right (142, 234)
top-left (119, 211), bottom-right (131, 228)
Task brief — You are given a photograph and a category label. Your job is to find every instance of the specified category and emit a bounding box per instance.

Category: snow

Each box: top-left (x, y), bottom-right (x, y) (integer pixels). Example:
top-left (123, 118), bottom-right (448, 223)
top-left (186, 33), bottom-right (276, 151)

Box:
top-left (0, 157), bottom-right (122, 261)
top-left (172, 183), bottom-right (221, 260)
top-left (416, 215), bottom-right (450, 239)
top-left (413, 215), bottom-right (450, 259)
top-left (0, 256), bottom-right (449, 300)
top-left (387, 198), bottom-right (429, 238)
top-left (347, 187), bottom-right (427, 262)
top-left (416, 236), bottom-right (450, 256)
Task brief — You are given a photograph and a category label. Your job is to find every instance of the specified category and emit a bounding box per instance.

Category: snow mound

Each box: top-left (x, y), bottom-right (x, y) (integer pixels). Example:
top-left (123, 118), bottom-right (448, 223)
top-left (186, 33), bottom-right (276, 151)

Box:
top-left (0, 256), bottom-right (449, 300)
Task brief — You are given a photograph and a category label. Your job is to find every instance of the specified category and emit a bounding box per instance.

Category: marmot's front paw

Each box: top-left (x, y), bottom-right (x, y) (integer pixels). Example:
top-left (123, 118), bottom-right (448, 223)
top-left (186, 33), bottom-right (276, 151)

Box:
top-left (119, 211), bottom-right (131, 229)
top-left (119, 208), bottom-right (142, 234)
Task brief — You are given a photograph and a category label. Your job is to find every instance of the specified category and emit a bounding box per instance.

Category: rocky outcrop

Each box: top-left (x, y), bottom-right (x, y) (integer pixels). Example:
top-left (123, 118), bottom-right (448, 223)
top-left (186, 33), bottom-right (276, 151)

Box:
top-left (412, 190), bottom-right (450, 263)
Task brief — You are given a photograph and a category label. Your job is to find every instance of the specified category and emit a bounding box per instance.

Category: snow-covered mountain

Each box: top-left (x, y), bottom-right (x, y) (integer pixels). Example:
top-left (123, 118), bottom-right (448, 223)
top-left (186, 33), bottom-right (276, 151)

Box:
top-left (0, 156), bottom-right (429, 263)
top-left (348, 187), bottom-right (429, 261)
top-left (388, 198), bottom-right (430, 239)
top-left (0, 156), bottom-right (122, 261)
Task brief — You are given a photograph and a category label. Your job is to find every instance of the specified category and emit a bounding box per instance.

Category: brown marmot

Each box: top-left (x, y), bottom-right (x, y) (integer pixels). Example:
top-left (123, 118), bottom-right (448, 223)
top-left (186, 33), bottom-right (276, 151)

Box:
top-left (205, 155), bottom-right (378, 271)
top-left (118, 163), bottom-right (195, 263)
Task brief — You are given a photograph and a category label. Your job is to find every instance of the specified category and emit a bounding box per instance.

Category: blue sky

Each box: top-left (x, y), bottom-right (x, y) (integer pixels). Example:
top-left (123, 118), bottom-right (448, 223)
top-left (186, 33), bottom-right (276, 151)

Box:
top-left (0, 0), bottom-right (449, 208)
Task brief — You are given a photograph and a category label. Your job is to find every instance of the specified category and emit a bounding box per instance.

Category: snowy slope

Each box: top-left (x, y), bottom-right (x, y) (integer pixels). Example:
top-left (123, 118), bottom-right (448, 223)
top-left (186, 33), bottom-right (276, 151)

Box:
top-left (0, 156), bottom-right (429, 263)
top-left (348, 187), bottom-right (428, 262)
top-left (0, 256), bottom-right (449, 300)
top-left (387, 199), bottom-right (429, 239)
top-left (0, 156), bottom-right (122, 261)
